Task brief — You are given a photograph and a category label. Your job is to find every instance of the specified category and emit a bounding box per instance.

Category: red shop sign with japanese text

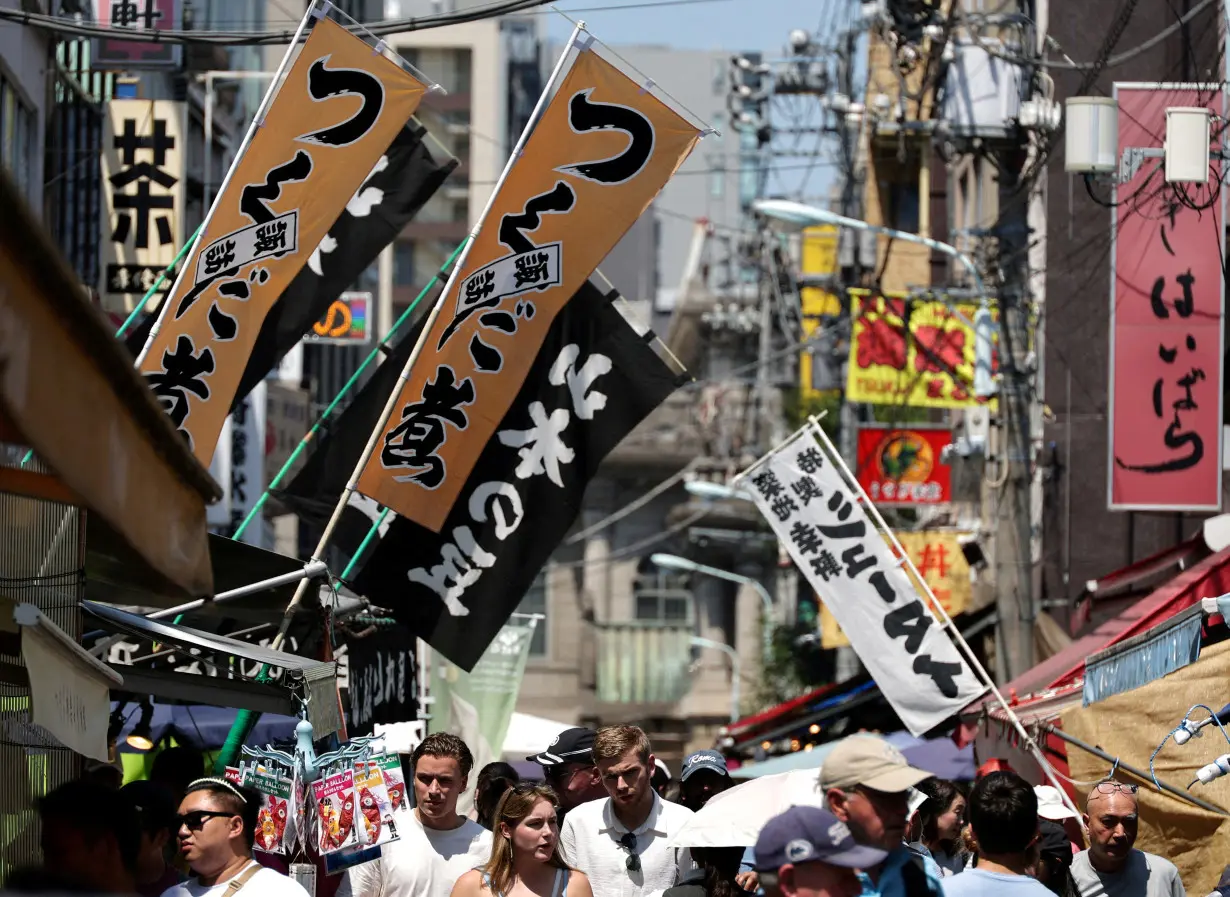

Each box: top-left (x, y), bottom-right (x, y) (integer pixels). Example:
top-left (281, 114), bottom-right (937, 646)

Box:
top-left (856, 426), bottom-right (952, 505)
top-left (1109, 85), bottom-right (1225, 511)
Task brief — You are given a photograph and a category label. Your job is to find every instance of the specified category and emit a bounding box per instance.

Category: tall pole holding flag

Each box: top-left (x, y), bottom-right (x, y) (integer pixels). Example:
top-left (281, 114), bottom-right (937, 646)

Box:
top-left (261, 21), bottom-right (589, 654)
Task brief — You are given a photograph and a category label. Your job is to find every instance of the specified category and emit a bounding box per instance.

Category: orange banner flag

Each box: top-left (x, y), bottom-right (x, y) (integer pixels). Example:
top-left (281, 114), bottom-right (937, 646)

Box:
top-left (139, 16), bottom-right (428, 462)
top-left (356, 46), bottom-right (700, 532)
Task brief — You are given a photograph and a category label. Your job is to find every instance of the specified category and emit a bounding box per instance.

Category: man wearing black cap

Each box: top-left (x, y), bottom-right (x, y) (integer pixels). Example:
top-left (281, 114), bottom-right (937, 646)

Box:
top-left (754, 806), bottom-right (888, 897)
top-left (679, 751), bottom-right (758, 891)
top-left (528, 726), bottom-right (607, 821)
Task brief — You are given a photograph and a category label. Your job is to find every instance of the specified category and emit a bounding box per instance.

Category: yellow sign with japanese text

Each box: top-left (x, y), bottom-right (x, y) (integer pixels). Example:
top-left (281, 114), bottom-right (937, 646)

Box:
top-left (357, 48), bottom-right (701, 533)
top-left (799, 226), bottom-right (839, 398)
top-left (819, 530), bottom-right (972, 649)
top-left (138, 17), bottom-right (428, 463)
top-left (846, 293), bottom-right (998, 409)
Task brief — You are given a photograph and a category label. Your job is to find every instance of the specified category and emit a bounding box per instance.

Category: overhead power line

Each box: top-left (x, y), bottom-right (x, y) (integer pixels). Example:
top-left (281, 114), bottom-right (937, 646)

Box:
top-left (0, 0), bottom-right (554, 44)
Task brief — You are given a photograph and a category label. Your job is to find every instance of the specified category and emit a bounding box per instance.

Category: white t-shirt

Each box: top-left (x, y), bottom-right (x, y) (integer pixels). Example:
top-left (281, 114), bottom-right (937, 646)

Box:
top-left (559, 793), bottom-right (694, 897)
top-left (159, 863), bottom-right (309, 897)
top-left (341, 809), bottom-right (493, 897)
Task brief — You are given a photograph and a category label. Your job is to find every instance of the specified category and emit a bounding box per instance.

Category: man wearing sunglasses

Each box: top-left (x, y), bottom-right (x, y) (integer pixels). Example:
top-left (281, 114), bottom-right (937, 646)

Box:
top-left (161, 777), bottom-right (309, 897)
top-left (818, 736), bottom-right (942, 897)
top-left (527, 727), bottom-right (607, 823)
top-left (1071, 779), bottom-right (1184, 897)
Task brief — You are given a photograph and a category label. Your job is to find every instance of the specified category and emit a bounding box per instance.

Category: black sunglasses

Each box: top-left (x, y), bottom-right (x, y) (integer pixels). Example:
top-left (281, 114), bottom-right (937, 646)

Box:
top-left (177, 810), bottom-right (234, 832)
top-left (619, 832), bottom-right (641, 872)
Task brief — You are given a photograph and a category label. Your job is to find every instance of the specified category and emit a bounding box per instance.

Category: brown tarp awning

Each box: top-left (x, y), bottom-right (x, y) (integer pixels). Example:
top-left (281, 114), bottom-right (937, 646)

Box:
top-left (1063, 639), bottom-right (1230, 896)
top-left (0, 168), bottom-right (219, 601)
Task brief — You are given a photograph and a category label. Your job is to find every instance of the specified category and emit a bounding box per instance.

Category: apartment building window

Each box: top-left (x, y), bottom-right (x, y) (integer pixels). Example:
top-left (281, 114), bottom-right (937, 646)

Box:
top-left (517, 572), bottom-right (547, 657)
top-left (1, 74), bottom-right (36, 200)
top-left (633, 570), bottom-right (693, 623)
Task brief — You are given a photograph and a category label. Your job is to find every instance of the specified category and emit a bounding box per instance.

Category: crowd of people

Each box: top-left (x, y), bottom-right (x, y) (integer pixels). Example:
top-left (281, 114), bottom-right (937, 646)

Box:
top-left (3, 727), bottom-right (1205, 897)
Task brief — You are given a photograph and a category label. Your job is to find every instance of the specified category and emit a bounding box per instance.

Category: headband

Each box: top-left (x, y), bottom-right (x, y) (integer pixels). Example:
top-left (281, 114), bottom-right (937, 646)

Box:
top-left (187, 777), bottom-right (248, 803)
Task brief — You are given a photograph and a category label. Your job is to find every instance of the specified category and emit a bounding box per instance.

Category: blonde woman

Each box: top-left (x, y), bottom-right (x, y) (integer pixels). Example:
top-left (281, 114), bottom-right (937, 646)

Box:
top-left (451, 784), bottom-right (593, 897)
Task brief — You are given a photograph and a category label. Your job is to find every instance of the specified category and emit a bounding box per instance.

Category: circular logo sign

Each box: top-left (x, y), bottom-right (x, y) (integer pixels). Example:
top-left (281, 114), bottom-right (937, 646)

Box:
top-left (873, 430), bottom-right (935, 484)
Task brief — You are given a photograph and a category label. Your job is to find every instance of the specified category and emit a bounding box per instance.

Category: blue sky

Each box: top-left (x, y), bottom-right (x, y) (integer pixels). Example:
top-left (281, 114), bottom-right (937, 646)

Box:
top-left (542, 0), bottom-right (831, 57)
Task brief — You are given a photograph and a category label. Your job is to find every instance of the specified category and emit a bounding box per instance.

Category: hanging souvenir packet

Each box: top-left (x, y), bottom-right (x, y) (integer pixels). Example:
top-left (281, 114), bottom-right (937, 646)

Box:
top-left (312, 768), bottom-right (360, 854)
top-left (374, 754), bottom-right (407, 813)
top-left (250, 768), bottom-right (294, 855)
top-left (354, 762), bottom-right (398, 846)
top-left (223, 767), bottom-right (243, 785)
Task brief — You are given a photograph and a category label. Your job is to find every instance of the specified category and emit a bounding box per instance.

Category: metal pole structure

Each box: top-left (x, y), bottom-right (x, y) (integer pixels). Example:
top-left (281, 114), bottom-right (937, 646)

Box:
top-left (136, 2), bottom-right (319, 367)
top-left (792, 417), bottom-right (1083, 823)
top-left (691, 636), bottom-right (741, 722)
top-left (263, 21), bottom-right (587, 654)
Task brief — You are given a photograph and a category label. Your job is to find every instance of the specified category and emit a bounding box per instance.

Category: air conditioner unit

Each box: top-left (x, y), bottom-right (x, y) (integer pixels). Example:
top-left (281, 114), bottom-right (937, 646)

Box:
top-left (941, 39), bottom-right (1024, 139)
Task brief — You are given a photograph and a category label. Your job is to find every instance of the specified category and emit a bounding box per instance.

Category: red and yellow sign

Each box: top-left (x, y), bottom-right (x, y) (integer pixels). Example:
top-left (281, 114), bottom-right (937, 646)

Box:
top-left (357, 48), bottom-right (700, 532)
top-left (139, 17), bottom-right (427, 463)
top-left (819, 530), bottom-right (971, 649)
top-left (856, 426), bottom-right (951, 505)
top-left (846, 293), bottom-right (998, 409)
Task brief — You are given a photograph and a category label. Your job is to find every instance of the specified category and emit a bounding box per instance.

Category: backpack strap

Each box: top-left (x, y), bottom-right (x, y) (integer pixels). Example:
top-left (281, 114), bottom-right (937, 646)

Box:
top-left (220, 862), bottom-right (263, 897)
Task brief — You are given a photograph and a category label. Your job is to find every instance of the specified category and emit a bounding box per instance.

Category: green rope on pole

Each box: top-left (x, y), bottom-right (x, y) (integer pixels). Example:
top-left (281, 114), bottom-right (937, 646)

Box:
top-left (340, 508), bottom-right (389, 581)
top-left (213, 241), bottom-right (466, 773)
top-left (20, 226), bottom-right (201, 468)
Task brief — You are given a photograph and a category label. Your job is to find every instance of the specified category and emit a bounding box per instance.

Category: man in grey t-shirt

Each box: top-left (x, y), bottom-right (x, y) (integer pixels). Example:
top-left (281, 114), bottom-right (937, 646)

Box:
top-left (1070, 779), bottom-right (1184, 897)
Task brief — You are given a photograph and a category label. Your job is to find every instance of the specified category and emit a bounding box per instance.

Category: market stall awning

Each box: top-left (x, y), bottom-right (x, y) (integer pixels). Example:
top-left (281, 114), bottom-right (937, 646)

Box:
top-left (0, 168), bottom-right (219, 603)
top-left (84, 601), bottom-right (341, 737)
top-left (967, 543), bottom-right (1230, 711)
top-left (85, 528), bottom-right (325, 621)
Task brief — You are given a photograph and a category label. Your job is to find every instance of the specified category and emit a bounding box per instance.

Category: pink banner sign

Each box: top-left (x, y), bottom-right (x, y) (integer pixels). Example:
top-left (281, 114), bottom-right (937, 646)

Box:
top-left (93, 0), bottom-right (182, 70)
top-left (1109, 85), bottom-right (1225, 511)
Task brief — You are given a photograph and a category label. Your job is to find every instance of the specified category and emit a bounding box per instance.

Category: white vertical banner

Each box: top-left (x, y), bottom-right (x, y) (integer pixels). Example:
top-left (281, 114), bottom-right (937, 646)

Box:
top-left (735, 428), bottom-right (984, 735)
top-left (230, 382), bottom-right (267, 546)
top-left (206, 417), bottom-right (232, 529)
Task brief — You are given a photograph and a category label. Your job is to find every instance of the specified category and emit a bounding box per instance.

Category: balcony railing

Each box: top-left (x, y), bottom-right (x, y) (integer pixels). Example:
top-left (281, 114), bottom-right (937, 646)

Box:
top-left (594, 621), bottom-right (694, 705)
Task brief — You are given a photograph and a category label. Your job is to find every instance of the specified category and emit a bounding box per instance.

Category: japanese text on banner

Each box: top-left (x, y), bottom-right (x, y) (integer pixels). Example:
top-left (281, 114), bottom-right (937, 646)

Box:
top-left (356, 48), bottom-right (700, 533)
top-left (847, 294), bottom-right (999, 410)
top-left (820, 530), bottom-right (973, 649)
top-left (1108, 86), bottom-right (1224, 511)
top-left (138, 17), bottom-right (428, 463)
top-left (742, 432), bottom-right (985, 735)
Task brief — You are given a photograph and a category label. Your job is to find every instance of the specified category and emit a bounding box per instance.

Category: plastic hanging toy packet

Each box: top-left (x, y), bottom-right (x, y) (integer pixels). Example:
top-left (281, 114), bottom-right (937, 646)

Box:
top-left (355, 761), bottom-right (399, 847)
top-left (312, 768), bottom-right (360, 854)
top-left (375, 754), bottom-right (407, 813)
top-left (250, 767), bottom-right (294, 855)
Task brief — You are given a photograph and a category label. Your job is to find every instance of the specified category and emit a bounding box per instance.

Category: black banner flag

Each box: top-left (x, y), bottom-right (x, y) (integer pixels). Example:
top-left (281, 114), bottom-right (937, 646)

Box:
top-left (344, 284), bottom-right (685, 670)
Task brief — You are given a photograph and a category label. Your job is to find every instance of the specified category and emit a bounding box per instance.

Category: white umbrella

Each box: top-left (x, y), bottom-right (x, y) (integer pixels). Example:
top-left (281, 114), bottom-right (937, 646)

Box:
top-left (669, 767), bottom-right (827, 848)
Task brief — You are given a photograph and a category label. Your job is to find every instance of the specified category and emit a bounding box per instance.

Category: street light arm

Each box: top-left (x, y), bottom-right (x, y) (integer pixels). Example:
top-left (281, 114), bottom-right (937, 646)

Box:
top-left (691, 636), bottom-right (741, 722)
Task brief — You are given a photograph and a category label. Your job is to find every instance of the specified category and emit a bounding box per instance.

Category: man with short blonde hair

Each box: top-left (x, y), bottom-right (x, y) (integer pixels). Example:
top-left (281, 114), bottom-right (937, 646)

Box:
top-left (593, 725), bottom-right (652, 763)
top-left (560, 726), bottom-right (694, 897)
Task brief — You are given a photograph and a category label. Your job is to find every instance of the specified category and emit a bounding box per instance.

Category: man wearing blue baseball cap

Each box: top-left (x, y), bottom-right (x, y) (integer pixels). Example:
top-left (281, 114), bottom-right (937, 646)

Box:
top-left (754, 806), bottom-right (888, 897)
top-left (680, 750), bottom-right (760, 891)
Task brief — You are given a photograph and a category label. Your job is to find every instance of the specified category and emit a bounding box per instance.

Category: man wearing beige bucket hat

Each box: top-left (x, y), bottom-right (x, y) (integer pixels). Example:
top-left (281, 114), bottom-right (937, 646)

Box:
top-left (818, 736), bottom-right (943, 897)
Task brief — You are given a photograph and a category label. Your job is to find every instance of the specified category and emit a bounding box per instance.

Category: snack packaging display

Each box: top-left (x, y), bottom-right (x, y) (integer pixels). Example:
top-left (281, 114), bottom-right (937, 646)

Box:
top-left (354, 762), bottom-right (398, 847)
top-left (223, 767), bottom-right (243, 785)
top-left (375, 754), bottom-right (407, 813)
top-left (250, 768), bottom-right (294, 855)
top-left (312, 769), bottom-right (360, 854)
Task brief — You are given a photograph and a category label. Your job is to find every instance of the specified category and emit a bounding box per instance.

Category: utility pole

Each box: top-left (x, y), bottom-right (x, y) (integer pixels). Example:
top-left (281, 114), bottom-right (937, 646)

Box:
top-left (834, 25), bottom-right (864, 683)
top-left (992, 0), bottom-right (1045, 680)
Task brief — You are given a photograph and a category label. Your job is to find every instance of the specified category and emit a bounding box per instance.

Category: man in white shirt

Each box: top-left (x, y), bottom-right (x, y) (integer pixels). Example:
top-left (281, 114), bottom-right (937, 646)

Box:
top-left (559, 725), bottom-right (694, 897)
top-left (162, 777), bottom-right (309, 897)
top-left (344, 733), bottom-right (493, 897)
